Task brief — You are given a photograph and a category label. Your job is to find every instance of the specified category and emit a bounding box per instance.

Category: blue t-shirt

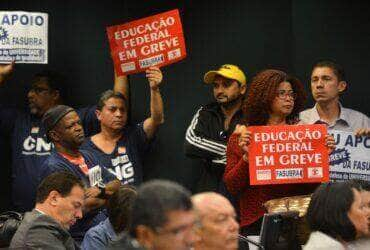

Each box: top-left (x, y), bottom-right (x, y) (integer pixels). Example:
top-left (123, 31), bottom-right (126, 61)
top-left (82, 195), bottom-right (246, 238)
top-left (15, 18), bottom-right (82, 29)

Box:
top-left (0, 105), bottom-right (99, 212)
top-left (80, 123), bottom-right (152, 186)
top-left (39, 149), bottom-right (117, 242)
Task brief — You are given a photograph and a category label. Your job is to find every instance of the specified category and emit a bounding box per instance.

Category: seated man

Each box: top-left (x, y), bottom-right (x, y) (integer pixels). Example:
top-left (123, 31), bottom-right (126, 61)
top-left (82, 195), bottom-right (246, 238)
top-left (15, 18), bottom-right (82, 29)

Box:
top-left (191, 192), bottom-right (240, 250)
top-left (129, 180), bottom-right (199, 250)
top-left (300, 60), bottom-right (370, 136)
top-left (10, 171), bottom-right (84, 249)
top-left (81, 185), bottom-right (137, 250)
top-left (39, 105), bottom-right (121, 243)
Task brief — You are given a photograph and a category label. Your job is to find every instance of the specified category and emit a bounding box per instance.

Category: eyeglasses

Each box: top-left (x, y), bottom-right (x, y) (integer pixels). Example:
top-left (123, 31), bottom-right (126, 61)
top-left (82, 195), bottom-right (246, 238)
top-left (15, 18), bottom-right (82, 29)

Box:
top-left (276, 90), bottom-right (297, 100)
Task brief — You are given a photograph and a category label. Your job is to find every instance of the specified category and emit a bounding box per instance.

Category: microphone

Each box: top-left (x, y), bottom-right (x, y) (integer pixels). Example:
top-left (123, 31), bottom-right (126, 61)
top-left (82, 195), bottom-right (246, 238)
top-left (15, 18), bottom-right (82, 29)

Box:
top-left (238, 234), bottom-right (264, 250)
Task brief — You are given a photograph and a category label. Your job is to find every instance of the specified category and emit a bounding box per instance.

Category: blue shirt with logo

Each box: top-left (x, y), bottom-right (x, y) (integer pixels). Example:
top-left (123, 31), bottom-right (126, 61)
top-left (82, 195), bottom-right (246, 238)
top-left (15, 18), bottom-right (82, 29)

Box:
top-left (81, 123), bottom-right (152, 187)
top-left (0, 105), bottom-right (99, 212)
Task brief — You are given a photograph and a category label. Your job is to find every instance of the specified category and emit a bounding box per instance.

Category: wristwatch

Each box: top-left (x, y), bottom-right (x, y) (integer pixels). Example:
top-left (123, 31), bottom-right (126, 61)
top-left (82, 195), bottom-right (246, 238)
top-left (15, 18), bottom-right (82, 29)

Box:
top-left (97, 182), bottom-right (106, 199)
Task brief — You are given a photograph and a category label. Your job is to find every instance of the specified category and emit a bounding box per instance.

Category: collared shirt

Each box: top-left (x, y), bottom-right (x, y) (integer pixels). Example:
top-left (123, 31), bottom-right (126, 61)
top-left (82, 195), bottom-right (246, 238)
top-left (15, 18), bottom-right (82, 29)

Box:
top-left (81, 218), bottom-right (117, 250)
top-left (299, 103), bottom-right (370, 132)
top-left (303, 231), bottom-right (345, 250)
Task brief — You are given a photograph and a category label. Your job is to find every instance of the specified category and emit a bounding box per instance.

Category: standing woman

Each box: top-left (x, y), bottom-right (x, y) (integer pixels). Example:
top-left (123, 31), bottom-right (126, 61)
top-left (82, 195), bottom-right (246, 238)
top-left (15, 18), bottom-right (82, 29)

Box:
top-left (223, 69), bottom-right (334, 236)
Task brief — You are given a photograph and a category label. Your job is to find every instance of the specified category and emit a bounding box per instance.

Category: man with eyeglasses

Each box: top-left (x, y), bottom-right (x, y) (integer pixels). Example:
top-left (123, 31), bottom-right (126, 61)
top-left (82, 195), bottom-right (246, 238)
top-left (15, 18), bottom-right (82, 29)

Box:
top-left (0, 63), bottom-right (127, 213)
top-left (184, 64), bottom-right (247, 197)
top-left (128, 180), bottom-right (199, 250)
top-left (300, 60), bottom-right (369, 136)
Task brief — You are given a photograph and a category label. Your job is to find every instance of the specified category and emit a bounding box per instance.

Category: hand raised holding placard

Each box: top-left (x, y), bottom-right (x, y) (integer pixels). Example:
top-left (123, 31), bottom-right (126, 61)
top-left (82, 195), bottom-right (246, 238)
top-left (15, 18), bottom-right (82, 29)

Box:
top-left (0, 61), bottom-right (15, 85)
top-left (145, 66), bottom-right (163, 90)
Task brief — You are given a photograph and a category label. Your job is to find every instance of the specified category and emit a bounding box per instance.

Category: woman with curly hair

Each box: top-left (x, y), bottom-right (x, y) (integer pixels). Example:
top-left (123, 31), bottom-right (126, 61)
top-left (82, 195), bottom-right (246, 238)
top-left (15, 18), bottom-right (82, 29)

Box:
top-left (223, 69), bottom-right (334, 236)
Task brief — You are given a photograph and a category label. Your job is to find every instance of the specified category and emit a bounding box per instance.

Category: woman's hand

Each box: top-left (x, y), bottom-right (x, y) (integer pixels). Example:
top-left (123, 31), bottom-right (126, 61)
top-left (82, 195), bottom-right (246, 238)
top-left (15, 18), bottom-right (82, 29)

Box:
top-left (234, 124), bottom-right (252, 161)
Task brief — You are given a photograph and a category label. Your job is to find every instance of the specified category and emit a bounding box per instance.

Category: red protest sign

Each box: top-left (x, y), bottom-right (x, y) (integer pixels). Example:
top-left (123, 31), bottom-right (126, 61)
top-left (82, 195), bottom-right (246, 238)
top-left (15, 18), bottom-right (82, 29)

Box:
top-left (247, 124), bottom-right (329, 185)
top-left (107, 9), bottom-right (186, 75)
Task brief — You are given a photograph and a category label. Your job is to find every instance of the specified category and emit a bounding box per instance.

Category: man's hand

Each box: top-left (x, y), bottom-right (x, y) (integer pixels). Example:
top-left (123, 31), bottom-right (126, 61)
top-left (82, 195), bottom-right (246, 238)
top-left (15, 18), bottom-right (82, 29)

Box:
top-left (355, 128), bottom-right (370, 137)
top-left (325, 134), bottom-right (336, 154)
top-left (146, 66), bottom-right (163, 90)
top-left (85, 186), bottom-right (101, 198)
top-left (0, 61), bottom-right (15, 85)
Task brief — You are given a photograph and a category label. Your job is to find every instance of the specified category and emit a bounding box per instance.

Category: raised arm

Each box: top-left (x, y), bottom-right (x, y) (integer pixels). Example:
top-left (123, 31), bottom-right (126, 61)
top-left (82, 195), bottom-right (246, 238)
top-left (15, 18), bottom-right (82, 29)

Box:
top-left (0, 61), bottom-right (15, 85)
top-left (113, 69), bottom-right (129, 101)
top-left (143, 66), bottom-right (164, 139)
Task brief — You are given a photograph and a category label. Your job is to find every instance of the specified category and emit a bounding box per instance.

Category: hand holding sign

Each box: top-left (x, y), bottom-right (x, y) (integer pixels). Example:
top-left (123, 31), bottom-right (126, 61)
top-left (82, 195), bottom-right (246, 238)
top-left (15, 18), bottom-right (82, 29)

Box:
top-left (234, 124), bottom-right (251, 161)
top-left (146, 66), bottom-right (163, 90)
top-left (325, 134), bottom-right (336, 154)
top-left (355, 128), bottom-right (370, 137)
top-left (85, 186), bottom-right (101, 198)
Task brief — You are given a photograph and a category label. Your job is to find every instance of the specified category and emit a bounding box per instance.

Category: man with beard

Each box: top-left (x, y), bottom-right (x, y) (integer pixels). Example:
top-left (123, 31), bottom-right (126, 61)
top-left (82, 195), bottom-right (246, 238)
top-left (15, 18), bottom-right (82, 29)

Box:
top-left (184, 64), bottom-right (247, 194)
top-left (38, 105), bottom-right (121, 243)
top-left (300, 60), bottom-right (369, 136)
top-left (81, 67), bottom-right (164, 186)
top-left (0, 63), bottom-right (127, 212)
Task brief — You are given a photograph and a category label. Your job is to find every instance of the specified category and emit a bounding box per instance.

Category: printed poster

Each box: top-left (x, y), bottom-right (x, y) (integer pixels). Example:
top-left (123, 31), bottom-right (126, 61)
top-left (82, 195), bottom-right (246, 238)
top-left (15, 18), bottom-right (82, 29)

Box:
top-left (329, 130), bottom-right (370, 181)
top-left (107, 9), bottom-right (186, 75)
top-left (248, 124), bottom-right (329, 185)
top-left (0, 11), bottom-right (48, 64)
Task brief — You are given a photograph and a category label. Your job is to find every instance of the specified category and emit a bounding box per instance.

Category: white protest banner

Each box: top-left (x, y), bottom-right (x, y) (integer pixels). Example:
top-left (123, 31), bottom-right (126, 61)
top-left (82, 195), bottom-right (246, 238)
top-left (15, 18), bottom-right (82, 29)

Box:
top-left (0, 11), bottom-right (48, 64)
top-left (330, 130), bottom-right (370, 181)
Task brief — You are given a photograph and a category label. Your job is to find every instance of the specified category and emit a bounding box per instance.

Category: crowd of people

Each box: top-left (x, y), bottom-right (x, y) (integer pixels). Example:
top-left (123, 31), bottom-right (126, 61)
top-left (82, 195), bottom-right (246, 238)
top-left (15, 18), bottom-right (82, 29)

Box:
top-left (0, 59), bottom-right (369, 249)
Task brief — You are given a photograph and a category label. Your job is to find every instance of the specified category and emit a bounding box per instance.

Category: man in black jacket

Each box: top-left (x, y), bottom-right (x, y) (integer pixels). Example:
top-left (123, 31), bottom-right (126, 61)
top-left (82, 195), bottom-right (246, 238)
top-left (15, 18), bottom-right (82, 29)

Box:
top-left (184, 64), bottom-right (247, 194)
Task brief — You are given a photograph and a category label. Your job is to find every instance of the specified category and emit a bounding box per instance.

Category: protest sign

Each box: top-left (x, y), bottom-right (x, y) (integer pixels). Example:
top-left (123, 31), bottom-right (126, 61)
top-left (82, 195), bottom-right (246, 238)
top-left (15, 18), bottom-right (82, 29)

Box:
top-left (248, 124), bottom-right (329, 185)
top-left (0, 11), bottom-right (48, 64)
top-left (329, 130), bottom-right (370, 181)
top-left (107, 9), bottom-right (186, 75)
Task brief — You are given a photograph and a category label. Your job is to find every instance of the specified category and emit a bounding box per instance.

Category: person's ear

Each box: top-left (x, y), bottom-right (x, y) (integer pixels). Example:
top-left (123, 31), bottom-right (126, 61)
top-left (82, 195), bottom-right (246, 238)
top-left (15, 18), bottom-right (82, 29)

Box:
top-left (136, 225), bottom-right (156, 249)
top-left (49, 129), bottom-right (60, 142)
top-left (240, 84), bottom-right (247, 95)
top-left (95, 110), bottom-right (102, 121)
top-left (48, 190), bottom-right (61, 207)
top-left (338, 81), bottom-right (347, 93)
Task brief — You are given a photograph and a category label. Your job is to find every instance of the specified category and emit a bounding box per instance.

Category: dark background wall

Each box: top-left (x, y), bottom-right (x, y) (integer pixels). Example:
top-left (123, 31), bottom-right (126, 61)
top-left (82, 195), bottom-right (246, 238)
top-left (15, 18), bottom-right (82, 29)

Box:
top-left (1, 0), bottom-right (369, 211)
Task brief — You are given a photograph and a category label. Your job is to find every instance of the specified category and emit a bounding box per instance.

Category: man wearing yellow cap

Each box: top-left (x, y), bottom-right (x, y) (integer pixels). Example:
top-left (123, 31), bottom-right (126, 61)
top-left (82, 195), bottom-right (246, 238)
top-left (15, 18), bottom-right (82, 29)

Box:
top-left (184, 64), bottom-right (247, 194)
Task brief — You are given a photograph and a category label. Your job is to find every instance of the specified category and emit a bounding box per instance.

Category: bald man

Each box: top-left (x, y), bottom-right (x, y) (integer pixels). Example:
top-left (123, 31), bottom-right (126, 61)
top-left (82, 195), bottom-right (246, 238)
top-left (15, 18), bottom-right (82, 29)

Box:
top-left (192, 192), bottom-right (240, 250)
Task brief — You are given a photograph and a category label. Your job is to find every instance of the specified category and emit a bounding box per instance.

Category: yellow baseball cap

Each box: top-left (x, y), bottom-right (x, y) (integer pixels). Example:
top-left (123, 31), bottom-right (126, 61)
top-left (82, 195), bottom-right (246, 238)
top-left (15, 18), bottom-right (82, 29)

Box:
top-left (204, 64), bottom-right (247, 85)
